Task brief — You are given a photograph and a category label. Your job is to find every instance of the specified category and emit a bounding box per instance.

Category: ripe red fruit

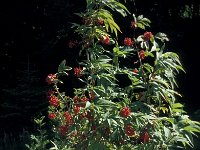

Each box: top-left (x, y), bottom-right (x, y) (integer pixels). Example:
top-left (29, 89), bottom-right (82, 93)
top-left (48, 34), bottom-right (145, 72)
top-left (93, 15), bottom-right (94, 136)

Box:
top-left (46, 74), bottom-right (57, 85)
top-left (73, 95), bottom-right (80, 103)
top-left (74, 106), bottom-right (81, 115)
top-left (101, 36), bottom-right (110, 45)
top-left (125, 124), bottom-right (135, 136)
top-left (120, 107), bottom-right (131, 118)
top-left (78, 96), bottom-right (89, 107)
top-left (140, 131), bottom-right (150, 143)
top-left (143, 31), bottom-right (153, 41)
top-left (74, 67), bottom-right (83, 77)
top-left (86, 111), bottom-right (94, 121)
top-left (124, 37), bottom-right (134, 46)
top-left (139, 50), bottom-right (145, 60)
top-left (49, 95), bottom-right (60, 107)
top-left (48, 113), bottom-right (56, 119)
top-left (64, 111), bottom-right (72, 124)
top-left (58, 125), bottom-right (69, 136)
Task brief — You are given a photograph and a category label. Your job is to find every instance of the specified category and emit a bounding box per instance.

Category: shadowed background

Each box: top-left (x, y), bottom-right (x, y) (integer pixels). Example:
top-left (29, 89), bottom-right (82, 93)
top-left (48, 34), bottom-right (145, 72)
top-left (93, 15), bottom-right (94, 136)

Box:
top-left (0, 0), bottom-right (199, 138)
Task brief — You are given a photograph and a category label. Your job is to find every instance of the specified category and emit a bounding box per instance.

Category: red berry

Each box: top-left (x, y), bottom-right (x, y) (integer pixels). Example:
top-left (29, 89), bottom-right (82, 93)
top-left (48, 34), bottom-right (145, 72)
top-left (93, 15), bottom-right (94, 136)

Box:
top-left (120, 107), bottom-right (131, 118)
top-left (143, 32), bottom-right (153, 41)
top-left (125, 124), bottom-right (135, 136)
top-left (74, 106), bottom-right (81, 115)
top-left (64, 111), bottom-right (72, 124)
top-left (49, 95), bottom-right (60, 107)
top-left (101, 36), bottom-right (110, 45)
top-left (124, 37), bottom-right (134, 46)
top-left (140, 131), bottom-right (150, 143)
top-left (46, 74), bottom-right (56, 85)
top-left (58, 125), bottom-right (69, 136)
top-left (79, 96), bottom-right (89, 107)
top-left (139, 50), bottom-right (145, 60)
top-left (74, 67), bottom-right (83, 77)
top-left (48, 113), bottom-right (56, 119)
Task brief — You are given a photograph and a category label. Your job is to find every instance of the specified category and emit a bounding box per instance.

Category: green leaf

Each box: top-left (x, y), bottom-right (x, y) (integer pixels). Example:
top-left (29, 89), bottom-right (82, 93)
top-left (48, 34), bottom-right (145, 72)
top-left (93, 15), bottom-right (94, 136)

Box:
top-left (97, 55), bottom-right (112, 63)
top-left (136, 15), bottom-right (151, 29)
top-left (58, 60), bottom-right (66, 72)
top-left (184, 126), bottom-right (200, 133)
top-left (102, 0), bottom-right (130, 17)
top-left (143, 63), bottom-right (153, 73)
top-left (96, 99), bottom-right (118, 108)
top-left (58, 59), bottom-right (72, 73)
top-left (145, 51), bottom-right (154, 57)
top-left (164, 126), bottom-right (171, 138)
top-left (137, 22), bottom-right (145, 29)
top-left (98, 9), bottom-right (122, 37)
top-left (159, 106), bottom-right (169, 114)
top-left (114, 46), bottom-right (134, 58)
top-left (155, 32), bottom-right (169, 42)
top-left (50, 141), bottom-right (59, 150)
top-left (184, 133), bottom-right (194, 148)
top-left (85, 101), bottom-right (91, 109)
top-left (86, 0), bottom-right (93, 8)
top-left (88, 141), bottom-right (108, 150)
top-left (151, 76), bottom-right (169, 88)
top-left (60, 103), bottom-right (65, 109)
top-left (173, 103), bottom-right (184, 109)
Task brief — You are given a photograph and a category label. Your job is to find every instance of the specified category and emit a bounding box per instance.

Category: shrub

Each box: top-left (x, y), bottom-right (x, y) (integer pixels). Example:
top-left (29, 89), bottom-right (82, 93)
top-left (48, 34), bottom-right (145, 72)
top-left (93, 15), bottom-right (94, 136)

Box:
top-left (27, 0), bottom-right (200, 149)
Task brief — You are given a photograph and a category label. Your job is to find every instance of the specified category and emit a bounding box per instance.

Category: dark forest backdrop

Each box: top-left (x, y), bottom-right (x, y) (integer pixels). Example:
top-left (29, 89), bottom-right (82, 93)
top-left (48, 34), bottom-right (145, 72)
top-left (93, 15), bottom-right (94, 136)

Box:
top-left (0, 0), bottom-right (200, 136)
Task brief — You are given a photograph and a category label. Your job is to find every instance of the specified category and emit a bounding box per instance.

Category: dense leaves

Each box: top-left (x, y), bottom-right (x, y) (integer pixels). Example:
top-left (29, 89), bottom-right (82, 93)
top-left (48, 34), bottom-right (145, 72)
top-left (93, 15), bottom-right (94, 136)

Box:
top-left (26, 0), bottom-right (200, 150)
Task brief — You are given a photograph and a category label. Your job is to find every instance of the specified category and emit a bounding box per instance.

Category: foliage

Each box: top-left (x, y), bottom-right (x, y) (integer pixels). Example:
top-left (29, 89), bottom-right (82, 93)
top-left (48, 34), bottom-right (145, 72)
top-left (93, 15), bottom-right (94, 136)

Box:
top-left (0, 129), bottom-right (31, 150)
top-left (25, 116), bottom-right (50, 150)
top-left (27, 0), bottom-right (200, 149)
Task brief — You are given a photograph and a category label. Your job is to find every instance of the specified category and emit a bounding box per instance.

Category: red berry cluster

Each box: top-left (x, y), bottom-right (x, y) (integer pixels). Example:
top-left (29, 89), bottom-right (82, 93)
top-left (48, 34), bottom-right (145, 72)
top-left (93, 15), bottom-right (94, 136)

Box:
top-left (125, 124), bottom-right (135, 136)
top-left (46, 74), bottom-right (57, 85)
top-left (140, 131), bottom-right (150, 143)
top-left (74, 67), bottom-right (83, 77)
top-left (124, 37), bottom-right (134, 46)
top-left (73, 95), bottom-right (89, 108)
top-left (120, 107), bottom-right (131, 118)
top-left (139, 50), bottom-right (145, 60)
top-left (48, 95), bottom-right (60, 107)
top-left (143, 31), bottom-right (153, 41)
top-left (48, 112), bottom-right (56, 119)
top-left (101, 36), bottom-right (110, 45)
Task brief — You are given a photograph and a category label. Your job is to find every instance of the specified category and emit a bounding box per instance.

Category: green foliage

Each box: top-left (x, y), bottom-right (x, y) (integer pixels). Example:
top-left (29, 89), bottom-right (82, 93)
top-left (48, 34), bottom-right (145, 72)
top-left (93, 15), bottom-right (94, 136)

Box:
top-left (27, 0), bottom-right (200, 149)
top-left (26, 116), bottom-right (50, 150)
top-left (132, 14), bottom-right (151, 30)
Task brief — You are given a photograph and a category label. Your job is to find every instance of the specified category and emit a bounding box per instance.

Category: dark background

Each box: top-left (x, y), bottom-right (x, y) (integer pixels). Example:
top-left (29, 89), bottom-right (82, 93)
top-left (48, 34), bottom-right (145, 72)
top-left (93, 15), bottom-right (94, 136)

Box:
top-left (0, 0), bottom-right (199, 135)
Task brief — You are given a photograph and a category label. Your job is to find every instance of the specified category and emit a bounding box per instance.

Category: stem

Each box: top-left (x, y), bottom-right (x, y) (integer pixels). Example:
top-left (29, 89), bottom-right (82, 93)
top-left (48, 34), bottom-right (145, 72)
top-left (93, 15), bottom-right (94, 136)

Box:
top-left (54, 84), bottom-right (66, 102)
top-left (134, 37), bottom-right (150, 104)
